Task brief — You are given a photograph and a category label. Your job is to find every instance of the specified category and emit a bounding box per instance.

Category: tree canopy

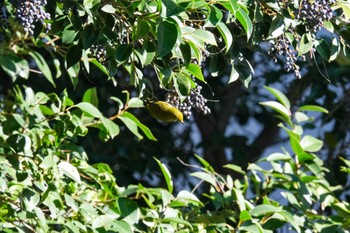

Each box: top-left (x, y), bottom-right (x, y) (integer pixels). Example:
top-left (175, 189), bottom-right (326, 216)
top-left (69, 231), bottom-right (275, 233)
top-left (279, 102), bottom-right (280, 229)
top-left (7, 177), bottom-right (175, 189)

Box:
top-left (0, 0), bottom-right (350, 232)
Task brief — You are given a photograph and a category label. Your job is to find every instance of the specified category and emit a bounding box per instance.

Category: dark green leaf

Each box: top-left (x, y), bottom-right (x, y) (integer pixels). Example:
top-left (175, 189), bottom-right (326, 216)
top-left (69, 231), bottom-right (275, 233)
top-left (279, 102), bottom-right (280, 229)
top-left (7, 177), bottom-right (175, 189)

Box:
top-left (121, 112), bottom-right (156, 141)
top-left (116, 44), bottom-right (132, 63)
top-left (207, 5), bottom-right (223, 27)
top-left (157, 19), bottom-right (180, 57)
top-left (62, 25), bottom-right (78, 44)
top-left (174, 72), bottom-right (191, 98)
top-left (66, 44), bottom-right (83, 69)
top-left (29, 51), bottom-right (55, 87)
top-left (23, 189), bottom-right (40, 212)
top-left (81, 25), bottom-right (99, 49)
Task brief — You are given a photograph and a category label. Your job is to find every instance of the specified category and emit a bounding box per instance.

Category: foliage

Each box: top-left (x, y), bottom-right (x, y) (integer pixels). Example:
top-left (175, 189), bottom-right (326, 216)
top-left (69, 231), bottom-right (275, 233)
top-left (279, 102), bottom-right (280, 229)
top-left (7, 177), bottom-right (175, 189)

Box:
top-left (1, 85), bottom-right (350, 232)
top-left (1, 0), bottom-right (350, 232)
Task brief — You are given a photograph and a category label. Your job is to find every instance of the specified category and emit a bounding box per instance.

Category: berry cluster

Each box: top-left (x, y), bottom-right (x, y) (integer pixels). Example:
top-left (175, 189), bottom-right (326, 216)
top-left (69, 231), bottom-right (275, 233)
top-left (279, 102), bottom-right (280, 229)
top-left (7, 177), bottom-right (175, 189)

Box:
top-left (268, 37), bottom-right (303, 79)
top-left (90, 44), bottom-right (107, 63)
top-left (165, 85), bottom-right (211, 119)
top-left (297, 0), bottom-right (335, 32)
top-left (12, 0), bottom-right (51, 35)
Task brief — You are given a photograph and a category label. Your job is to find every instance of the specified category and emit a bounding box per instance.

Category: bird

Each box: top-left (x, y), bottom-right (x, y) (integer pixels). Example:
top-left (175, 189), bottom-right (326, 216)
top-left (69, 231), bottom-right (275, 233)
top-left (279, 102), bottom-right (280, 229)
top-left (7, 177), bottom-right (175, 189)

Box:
top-left (144, 100), bottom-right (184, 123)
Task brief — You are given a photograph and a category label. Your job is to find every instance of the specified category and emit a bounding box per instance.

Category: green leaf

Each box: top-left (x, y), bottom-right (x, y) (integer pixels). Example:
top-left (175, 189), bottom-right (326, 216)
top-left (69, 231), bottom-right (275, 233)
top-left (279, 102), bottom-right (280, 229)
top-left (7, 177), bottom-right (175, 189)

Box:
top-left (186, 63), bottom-right (206, 83)
top-left (92, 215), bottom-right (114, 229)
top-left (260, 101), bottom-right (291, 119)
top-left (81, 25), bottom-right (99, 49)
top-left (119, 114), bottom-right (143, 140)
top-left (13, 55), bottom-right (30, 80)
top-left (120, 112), bottom-right (156, 141)
top-left (298, 105), bottom-right (329, 114)
top-left (217, 22), bottom-right (233, 53)
top-left (297, 152), bottom-right (315, 163)
top-left (264, 153), bottom-right (292, 162)
top-left (116, 44), bottom-right (132, 64)
top-left (75, 102), bottom-right (103, 118)
top-left (228, 63), bottom-right (239, 83)
top-left (177, 190), bottom-right (201, 204)
top-left (233, 187), bottom-right (246, 211)
top-left (239, 210), bottom-right (252, 221)
top-left (239, 223), bottom-right (264, 233)
top-left (133, 20), bottom-right (150, 41)
top-left (58, 161), bottom-right (81, 182)
top-left (223, 164), bottom-right (246, 175)
top-left (62, 25), bottom-right (78, 44)
top-left (251, 204), bottom-right (282, 217)
top-left (0, 54), bottom-right (18, 81)
top-left (187, 40), bottom-right (202, 62)
top-left (29, 51), bottom-right (55, 87)
top-left (267, 16), bottom-right (285, 39)
top-left (264, 86), bottom-right (291, 109)
top-left (113, 221), bottom-right (133, 233)
top-left (117, 198), bottom-right (140, 224)
top-left (315, 38), bottom-right (331, 60)
top-left (294, 112), bottom-right (310, 123)
top-left (229, 0), bottom-right (239, 11)
top-left (194, 154), bottom-right (215, 173)
top-left (174, 72), bottom-right (191, 98)
top-left (339, 2), bottom-right (350, 20)
top-left (190, 172), bottom-right (217, 187)
top-left (184, 29), bottom-right (217, 46)
top-left (90, 59), bottom-right (109, 76)
top-left (179, 42), bottom-right (191, 65)
top-left (163, 217), bottom-right (192, 229)
top-left (155, 158), bottom-right (174, 193)
top-left (127, 98), bottom-right (144, 108)
top-left (66, 44), bottom-right (83, 69)
top-left (34, 207), bottom-right (49, 231)
top-left (83, 87), bottom-right (99, 107)
top-left (23, 189), bottom-right (40, 212)
top-left (101, 4), bottom-right (115, 13)
top-left (143, 40), bottom-right (156, 65)
top-left (298, 33), bottom-right (314, 56)
top-left (101, 117), bottom-right (120, 139)
top-left (300, 135), bottom-right (323, 152)
top-left (162, 0), bottom-right (185, 16)
top-left (157, 19), bottom-right (180, 57)
top-left (64, 194), bottom-right (79, 212)
top-left (0, 53), bottom-right (29, 80)
top-left (207, 5), bottom-right (223, 27)
top-left (236, 8), bottom-right (253, 40)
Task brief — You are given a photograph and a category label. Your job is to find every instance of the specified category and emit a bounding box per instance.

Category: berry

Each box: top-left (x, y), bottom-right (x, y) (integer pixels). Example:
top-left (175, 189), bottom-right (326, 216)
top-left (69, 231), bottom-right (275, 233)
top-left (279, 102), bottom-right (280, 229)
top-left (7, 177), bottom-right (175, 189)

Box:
top-left (165, 84), bottom-right (211, 120)
top-left (12, 0), bottom-right (51, 35)
top-left (268, 37), bottom-right (302, 79)
top-left (90, 44), bottom-right (107, 63)
top-left (297, 0), bottom-right (335, 32)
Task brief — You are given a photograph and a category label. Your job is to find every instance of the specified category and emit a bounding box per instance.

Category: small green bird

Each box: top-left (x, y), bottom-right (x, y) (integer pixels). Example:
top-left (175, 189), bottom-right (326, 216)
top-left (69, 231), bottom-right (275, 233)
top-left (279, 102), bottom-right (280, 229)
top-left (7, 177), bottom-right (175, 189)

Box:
top-left (145, 101), bottom-right (184, 123)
